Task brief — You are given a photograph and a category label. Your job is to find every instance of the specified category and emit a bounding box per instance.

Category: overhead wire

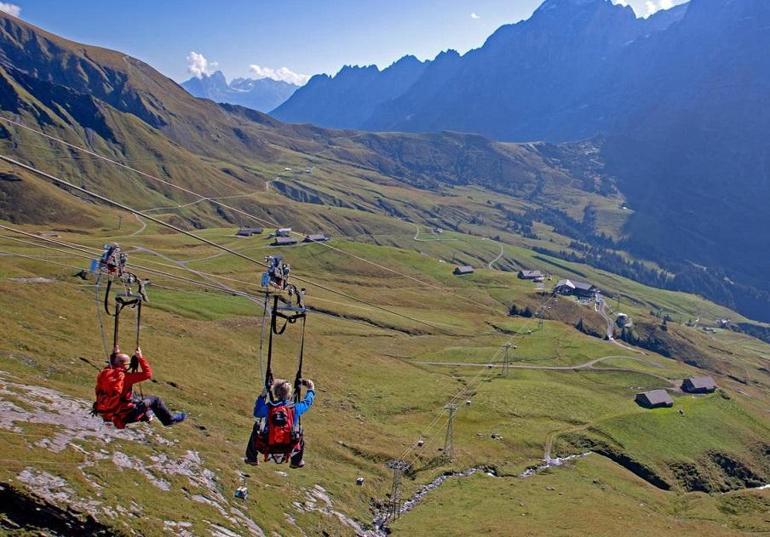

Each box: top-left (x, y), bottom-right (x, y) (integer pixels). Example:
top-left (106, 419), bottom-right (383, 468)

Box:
top-left (0, 232), bottom-right (409, 337)
top-left (394, 289), bottom-right (559, 472)
top-left (0, 224), bottom-right (462, 338)
top-left (0, 153), bottom-right (455, 334)
top-left (0, 230), bottom-right (245, 296)
top-left (0, 116), bottom-right (501, 317)
top-left (0, 118), bottom-right (558, 489)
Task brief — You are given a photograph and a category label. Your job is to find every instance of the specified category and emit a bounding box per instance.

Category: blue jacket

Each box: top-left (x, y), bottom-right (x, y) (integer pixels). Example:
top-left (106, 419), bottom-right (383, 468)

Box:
top-left (254, 390), bottom-right (315, 425)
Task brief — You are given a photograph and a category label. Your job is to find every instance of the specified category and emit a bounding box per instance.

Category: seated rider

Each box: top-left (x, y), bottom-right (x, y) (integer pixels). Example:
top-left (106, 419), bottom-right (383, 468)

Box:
top-left (244, 378), bottom-right (315, 468)
top-left (93, 346), bottom-right (186, 429)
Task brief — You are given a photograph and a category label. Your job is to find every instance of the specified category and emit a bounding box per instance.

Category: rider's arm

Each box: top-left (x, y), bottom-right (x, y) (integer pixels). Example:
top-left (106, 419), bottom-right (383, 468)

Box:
top-left (294, 389), bottom-right (315, 418)
top-left (253, 394), bottom-right (268, 418)
top-left (124, 351), bottom-right (152, 383)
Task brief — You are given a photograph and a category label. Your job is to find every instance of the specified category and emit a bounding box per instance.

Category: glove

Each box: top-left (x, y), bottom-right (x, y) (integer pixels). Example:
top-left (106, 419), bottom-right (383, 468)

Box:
top-left (129, 354), bottom-right (140, 373)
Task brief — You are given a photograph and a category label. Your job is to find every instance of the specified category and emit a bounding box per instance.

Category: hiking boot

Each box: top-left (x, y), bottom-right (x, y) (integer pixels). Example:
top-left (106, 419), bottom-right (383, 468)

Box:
top-left (171, 412), bottom-right (187, 425)
top-left (289, 459), bottom-right (305, 469)
top-left (244, 458), bottom-right (259, 466)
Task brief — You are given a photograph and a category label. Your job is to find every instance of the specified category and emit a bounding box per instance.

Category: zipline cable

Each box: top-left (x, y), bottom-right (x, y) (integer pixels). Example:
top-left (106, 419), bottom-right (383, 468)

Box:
top-left (0, 229), bottom-right (422, 339)
top-left (0, 154), bottom-right (451, 334)
top-left (0, 117), bottom-right (499, 317)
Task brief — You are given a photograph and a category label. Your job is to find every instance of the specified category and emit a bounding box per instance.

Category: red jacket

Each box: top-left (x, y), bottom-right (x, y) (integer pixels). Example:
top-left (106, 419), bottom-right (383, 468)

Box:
top-left (95, 353), bottom-right (152, 429)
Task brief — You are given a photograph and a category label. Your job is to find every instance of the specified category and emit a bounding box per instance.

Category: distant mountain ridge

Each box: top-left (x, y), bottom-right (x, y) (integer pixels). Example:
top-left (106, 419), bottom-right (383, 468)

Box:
top-left (273, 0), bottom-right (688, 139)
top-left (182, 71), bottom-right (298, 112)
top-left (272, 0), bottom-right (770, 322)
top-left (272, 55), bottom-right (428, 129)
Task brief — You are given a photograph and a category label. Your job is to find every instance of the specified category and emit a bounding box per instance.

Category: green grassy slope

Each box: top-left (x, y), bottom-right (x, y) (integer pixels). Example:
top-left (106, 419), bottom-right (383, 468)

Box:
top-left (0, 219), bottom-right (768, 535)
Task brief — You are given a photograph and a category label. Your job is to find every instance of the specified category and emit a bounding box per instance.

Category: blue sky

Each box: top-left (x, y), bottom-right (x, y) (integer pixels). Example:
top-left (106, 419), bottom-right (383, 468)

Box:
top-left (7, 0), bottom-right (686, 84)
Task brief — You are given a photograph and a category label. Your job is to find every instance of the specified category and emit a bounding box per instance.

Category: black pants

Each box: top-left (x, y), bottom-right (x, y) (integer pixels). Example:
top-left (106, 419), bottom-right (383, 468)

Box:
top-left (125, 395), bottom-right (175, 426)
top-left (245, 421), bottom-right (304, 465)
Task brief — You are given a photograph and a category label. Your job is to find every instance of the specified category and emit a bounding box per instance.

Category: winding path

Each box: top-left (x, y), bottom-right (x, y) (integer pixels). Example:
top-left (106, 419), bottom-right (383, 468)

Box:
top-left (414, 354), bottom-right (673, 383)
top-left (129, 213), bottom-right (147, 237)
top-left (487, 241), bottom-right (504, 269)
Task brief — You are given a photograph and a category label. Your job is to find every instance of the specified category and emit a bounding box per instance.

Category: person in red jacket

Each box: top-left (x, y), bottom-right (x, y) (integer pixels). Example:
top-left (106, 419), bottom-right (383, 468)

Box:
top-left (94, 346), bottom-right (186, 429)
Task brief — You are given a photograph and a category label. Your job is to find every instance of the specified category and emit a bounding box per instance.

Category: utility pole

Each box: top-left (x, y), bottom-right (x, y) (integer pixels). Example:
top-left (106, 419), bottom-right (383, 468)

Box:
top-left (444, 404), bottom-right (458, 462)
top-left (502, 342), bottom-right (512, 376)
top-left (386, 459), bottom-right (409, 521)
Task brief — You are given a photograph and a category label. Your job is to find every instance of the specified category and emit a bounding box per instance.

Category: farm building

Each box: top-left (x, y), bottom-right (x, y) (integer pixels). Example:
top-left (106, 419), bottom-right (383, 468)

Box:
top-left (235, 227), bottom-right (263, 237)
top-left (272, 236), bottom-right (298, 246)
top-left (554, 279), bottom-right (597, 298)
top-left (518, 270), bottom-right (544, 281)
top-left (681, 376), bottom-right (717, 394)
top-left (275, 227), bottom-right (292, 237)
top-left (453, 265), bottom-right (475, 276)
top-left (635, 389), bottom-right (674, 409)
top-left (304, 233), bottom-right (330, 243)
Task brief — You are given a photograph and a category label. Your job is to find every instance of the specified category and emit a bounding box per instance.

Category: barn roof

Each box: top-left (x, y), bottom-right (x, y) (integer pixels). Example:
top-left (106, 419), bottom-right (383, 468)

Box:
top-left (236, 227), bottom-right (263, 235)
top-left (685, 376), bottom-right (717, 389)
top-left (638, 389), bottom-right (673, 406)
top-left (454, 265), bottom-right (474, 274)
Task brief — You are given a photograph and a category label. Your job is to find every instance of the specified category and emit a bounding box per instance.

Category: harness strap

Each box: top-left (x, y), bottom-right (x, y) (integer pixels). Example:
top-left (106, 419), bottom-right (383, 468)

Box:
top-left (293, 314), bottom-right (307, 433)
top-left (112, 300), bottom-right (125, 351)
top-left (265, 296), bottom-right (279, 401)
top-left (104, 279), bottom-right (114, 316)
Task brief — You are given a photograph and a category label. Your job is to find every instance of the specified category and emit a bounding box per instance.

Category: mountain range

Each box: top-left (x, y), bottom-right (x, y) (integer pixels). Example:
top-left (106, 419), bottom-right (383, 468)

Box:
top-left (274, 0), bottom-right (770, 321)
top-left (182, 70), bottom-right (298, 112)
top-left (0, 0), bottom-right (769, 325)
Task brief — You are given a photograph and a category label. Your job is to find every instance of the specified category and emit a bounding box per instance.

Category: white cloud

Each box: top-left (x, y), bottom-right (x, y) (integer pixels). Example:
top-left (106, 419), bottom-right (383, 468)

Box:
top-left (0, 3), bottom-right (21, 17)
top-left (248, 64), bottom-right (310, 86)
top-left (186, 51), bottom-right (217, 78)
top-left (470, 12), bottom-right (480, 20)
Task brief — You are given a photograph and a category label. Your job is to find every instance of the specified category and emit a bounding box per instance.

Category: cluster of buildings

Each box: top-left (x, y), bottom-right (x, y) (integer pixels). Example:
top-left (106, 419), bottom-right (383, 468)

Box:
top-left (234, 226), bottom-right (330, 246)
top-left (635, 376), bottom-right (717, 409)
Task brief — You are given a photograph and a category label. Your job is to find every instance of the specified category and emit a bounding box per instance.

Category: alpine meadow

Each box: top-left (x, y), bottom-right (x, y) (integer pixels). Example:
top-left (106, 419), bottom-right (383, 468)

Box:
top-left (0, 1), bottom-right (769, 536)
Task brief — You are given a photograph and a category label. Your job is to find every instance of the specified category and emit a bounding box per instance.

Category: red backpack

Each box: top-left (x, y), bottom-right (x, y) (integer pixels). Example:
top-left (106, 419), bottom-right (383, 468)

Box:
top-left (266, 403), bottom-right (298, 448)
top-left (93, 367), bottom-right (126, 420)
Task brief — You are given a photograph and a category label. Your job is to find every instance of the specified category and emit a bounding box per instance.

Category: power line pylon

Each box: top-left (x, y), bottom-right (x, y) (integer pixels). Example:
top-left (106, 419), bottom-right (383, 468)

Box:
top-left (386, 459), bottom-right (409, 521)
top-left (502, 342), bottom-right (513, 376)
top-left (444, 403), bottom-right (458, 462)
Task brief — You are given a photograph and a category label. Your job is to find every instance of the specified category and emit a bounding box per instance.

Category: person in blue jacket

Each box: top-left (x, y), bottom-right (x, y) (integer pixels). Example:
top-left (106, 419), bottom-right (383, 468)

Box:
top-left (244, 378), bottom-right (315, 468)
